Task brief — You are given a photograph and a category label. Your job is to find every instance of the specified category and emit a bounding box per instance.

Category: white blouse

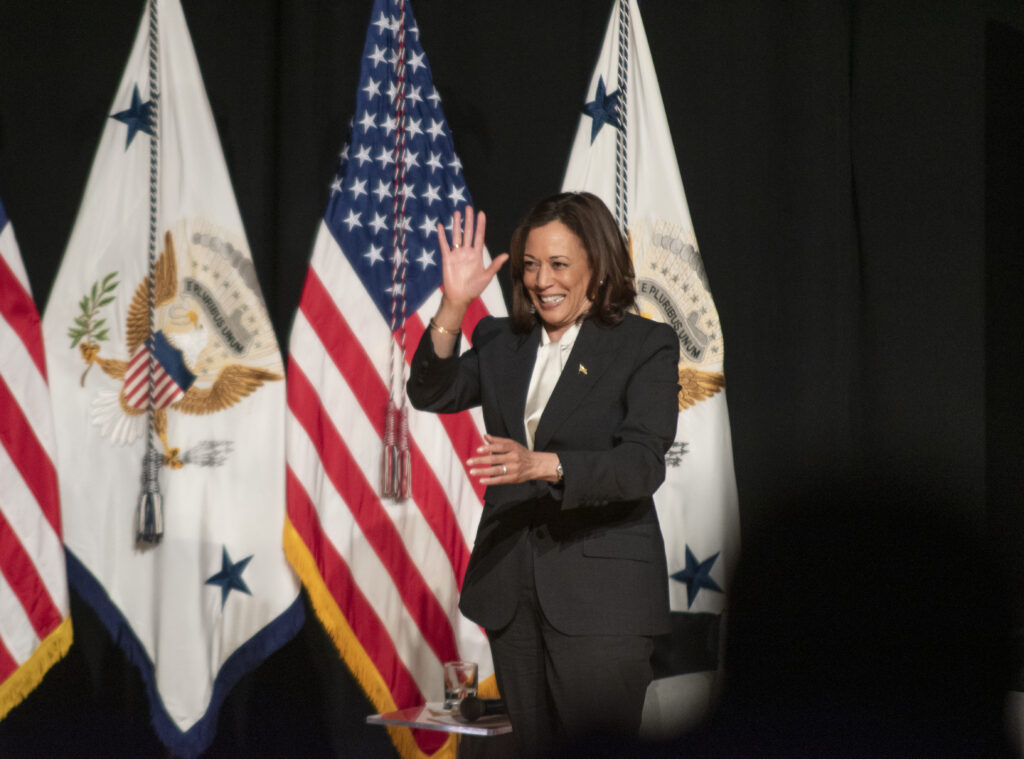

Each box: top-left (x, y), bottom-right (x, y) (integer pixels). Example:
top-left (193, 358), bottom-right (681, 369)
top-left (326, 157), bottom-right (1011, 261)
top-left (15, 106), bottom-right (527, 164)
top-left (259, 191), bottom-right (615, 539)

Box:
top-left (522, 321), bottom-right (581, 450)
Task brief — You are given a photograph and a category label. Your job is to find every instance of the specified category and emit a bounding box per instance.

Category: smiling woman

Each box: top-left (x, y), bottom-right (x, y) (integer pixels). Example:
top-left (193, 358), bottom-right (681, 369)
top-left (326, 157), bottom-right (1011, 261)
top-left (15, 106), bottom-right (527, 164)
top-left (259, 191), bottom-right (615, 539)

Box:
top-left (507, 192), bottom-right (637, 337)
top-left (521, 221), bottom-right (592, 342)
top-left (407, 192), bottom-right (680, 757)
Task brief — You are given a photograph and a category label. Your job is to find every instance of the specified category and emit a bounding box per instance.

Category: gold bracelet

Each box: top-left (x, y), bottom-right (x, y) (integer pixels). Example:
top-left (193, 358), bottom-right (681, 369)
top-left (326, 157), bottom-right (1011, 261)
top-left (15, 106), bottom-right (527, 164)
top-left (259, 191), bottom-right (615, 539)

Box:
top-left (429, 317), bottom-right (461, 336)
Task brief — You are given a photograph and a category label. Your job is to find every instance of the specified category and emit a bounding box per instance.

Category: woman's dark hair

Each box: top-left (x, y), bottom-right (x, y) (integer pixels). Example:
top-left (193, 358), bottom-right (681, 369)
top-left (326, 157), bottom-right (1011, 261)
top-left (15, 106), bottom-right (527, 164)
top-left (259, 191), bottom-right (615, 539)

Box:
top-left (507, 191), bottom-right (636, 332)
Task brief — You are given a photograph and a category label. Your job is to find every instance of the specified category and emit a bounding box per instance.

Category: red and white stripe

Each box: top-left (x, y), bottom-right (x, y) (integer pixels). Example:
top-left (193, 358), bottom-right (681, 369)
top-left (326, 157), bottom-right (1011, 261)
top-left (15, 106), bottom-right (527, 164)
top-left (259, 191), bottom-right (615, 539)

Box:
top-left (286, 222), bottom-right (504, 750)
top-left (122, 341), bottom-right (186, 410)
top-left (0, 214), bottom-right (70, 704)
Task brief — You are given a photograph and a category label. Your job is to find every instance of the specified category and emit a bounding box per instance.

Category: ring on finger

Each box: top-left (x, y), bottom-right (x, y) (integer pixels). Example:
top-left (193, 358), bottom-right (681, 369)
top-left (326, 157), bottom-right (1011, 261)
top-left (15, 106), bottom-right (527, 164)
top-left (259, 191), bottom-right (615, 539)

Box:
top-left (502, 464), bottom-right (507, 475)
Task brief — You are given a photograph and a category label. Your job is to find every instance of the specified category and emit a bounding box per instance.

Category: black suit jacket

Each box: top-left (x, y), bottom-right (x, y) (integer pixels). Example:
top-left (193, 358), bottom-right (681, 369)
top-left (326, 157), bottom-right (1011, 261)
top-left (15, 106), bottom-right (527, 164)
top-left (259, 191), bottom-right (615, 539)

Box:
top-left (408, 313), bottom-right (678, 636)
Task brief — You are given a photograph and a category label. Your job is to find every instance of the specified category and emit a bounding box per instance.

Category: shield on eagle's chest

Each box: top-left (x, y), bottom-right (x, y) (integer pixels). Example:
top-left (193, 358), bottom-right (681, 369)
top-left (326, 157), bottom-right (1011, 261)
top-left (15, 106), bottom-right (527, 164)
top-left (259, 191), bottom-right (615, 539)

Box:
top-left (122, 331), bottom-right (197, 410)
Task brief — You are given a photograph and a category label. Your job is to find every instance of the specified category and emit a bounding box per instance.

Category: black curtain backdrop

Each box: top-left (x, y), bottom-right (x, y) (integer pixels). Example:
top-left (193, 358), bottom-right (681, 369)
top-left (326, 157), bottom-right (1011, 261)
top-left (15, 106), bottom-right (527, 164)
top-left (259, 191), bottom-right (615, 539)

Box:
top-left (1, 1), bottom-right (1023, 756)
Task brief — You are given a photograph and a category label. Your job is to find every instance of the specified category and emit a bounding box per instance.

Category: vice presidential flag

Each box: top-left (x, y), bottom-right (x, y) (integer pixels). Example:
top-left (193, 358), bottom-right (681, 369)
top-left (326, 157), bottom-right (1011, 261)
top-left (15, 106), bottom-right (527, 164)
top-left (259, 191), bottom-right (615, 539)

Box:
top-left (562, 0), bottom-right (741, 732)
top-left (284, 0), bottom-right (505, 756)
top-left (0, 198), bottom-right (72, 720)
top-left (41, 2), bottom-right (302, 756)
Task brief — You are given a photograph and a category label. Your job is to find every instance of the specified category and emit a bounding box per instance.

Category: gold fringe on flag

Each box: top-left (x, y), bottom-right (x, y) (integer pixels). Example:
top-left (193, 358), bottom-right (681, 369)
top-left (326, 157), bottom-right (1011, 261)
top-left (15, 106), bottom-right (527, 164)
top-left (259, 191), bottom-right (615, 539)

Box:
top-left (284, 520), bottom-right (498, 759)
top-left (0, 617), bottom-right (73, 721)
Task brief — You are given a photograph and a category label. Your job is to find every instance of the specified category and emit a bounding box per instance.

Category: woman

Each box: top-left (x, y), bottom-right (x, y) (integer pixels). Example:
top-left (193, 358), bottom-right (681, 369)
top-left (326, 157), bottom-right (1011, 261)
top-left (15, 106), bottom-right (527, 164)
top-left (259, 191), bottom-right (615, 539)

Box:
top-left (408, 192), bottom-right (679, 756)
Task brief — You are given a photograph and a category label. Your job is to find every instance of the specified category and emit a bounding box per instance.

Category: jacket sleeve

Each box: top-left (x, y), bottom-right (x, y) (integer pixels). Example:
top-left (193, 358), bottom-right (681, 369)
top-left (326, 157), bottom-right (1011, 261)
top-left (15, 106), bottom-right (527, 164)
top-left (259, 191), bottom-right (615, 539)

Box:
top-left (407, 315), bottom-right (497, 413)
top-left (555, 320), bottom-right (680, 510)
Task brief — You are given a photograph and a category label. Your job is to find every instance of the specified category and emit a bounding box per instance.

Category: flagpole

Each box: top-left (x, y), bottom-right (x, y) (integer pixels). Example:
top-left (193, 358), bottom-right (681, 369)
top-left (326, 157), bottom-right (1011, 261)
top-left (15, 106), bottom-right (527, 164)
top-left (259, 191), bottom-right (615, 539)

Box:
top-left (137, 0), bottom-right (164, 544)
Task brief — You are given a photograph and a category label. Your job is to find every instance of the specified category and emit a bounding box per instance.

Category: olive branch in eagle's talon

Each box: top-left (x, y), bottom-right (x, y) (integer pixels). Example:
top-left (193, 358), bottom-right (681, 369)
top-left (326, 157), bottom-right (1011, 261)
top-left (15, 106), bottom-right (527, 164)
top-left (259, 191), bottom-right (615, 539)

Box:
top-left (68, 271), bottom-right (119, 386)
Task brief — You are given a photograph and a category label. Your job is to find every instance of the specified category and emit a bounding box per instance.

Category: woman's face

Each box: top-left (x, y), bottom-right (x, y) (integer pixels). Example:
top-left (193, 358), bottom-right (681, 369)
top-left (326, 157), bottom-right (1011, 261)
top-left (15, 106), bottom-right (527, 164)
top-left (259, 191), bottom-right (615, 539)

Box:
top-left (522, 220), bottom-right (594, 340)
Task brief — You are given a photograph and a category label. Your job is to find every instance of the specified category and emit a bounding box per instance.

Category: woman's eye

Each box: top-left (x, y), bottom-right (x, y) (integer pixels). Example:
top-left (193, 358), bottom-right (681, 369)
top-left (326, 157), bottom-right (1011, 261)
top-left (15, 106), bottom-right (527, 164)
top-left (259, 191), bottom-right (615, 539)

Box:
top-left (524, 261), bottom-right (538, 270)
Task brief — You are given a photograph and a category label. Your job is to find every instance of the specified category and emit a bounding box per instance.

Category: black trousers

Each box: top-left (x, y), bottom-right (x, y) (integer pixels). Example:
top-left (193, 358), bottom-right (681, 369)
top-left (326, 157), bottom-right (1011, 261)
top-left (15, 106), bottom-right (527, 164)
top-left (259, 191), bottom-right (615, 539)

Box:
top-left (487, 582), bottom-right (655, 759)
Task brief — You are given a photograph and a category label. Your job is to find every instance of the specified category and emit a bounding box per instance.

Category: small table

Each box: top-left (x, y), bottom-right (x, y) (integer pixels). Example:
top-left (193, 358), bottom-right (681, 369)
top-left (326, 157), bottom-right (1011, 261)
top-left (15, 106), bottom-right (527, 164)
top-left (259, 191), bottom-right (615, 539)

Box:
top-left (367, 702), bottom-right (513, 758)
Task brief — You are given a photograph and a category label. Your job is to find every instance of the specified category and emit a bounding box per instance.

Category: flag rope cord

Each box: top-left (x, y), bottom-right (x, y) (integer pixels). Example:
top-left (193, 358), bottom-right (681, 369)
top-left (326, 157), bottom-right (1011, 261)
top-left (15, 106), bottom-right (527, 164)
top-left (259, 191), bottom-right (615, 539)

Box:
top-left (138, 0), bottom-right (164, 543)
top-left (387, 0), bottom-right (409, 344)
top-left (383, 0), bottom-right (412, 500)
top-left (614, 0), bottom-right (630, 232)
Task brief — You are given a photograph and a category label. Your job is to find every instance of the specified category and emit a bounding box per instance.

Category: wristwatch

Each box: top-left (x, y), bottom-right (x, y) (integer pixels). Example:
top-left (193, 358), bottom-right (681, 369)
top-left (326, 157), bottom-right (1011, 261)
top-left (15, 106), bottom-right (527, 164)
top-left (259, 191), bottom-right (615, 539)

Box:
top-left (555, 461), bottom-right (564, 482)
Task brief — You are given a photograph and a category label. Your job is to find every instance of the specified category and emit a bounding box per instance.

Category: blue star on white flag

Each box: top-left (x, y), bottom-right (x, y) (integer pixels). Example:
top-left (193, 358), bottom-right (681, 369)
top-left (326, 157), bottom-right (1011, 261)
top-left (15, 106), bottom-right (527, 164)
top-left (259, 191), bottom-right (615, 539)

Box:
top-left (583, 76), bottom-right (621, 143)
top-left (110, 84), bottom-right (155, 149)
top-left (206, 547), bottom-right (254, 608)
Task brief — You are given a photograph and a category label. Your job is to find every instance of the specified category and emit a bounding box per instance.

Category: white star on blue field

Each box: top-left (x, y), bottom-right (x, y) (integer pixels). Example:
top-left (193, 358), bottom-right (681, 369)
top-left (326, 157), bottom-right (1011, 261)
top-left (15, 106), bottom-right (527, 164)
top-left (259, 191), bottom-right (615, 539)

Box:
top-left (206, 546), bottom-right (254, 608)
top-left (324, 1), bottom-right (474, 327)
top-left (671, 546), bottom-right (723, 607)
top-left (110, 84), bottom-right (154, 149)
top-left (582, 75), bottom-right (622, 143)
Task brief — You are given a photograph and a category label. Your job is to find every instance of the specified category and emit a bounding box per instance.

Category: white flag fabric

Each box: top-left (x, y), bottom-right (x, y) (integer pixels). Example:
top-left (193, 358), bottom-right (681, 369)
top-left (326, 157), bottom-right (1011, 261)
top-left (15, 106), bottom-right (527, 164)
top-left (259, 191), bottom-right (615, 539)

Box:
top-left (0, 198), bottom-right (72, 720)
top-left (562, 0), bottom-right (741, 728)
top-left (283, 0), bottom-right (505, 756)
top-left (41, 2), bottom-right (302, 756)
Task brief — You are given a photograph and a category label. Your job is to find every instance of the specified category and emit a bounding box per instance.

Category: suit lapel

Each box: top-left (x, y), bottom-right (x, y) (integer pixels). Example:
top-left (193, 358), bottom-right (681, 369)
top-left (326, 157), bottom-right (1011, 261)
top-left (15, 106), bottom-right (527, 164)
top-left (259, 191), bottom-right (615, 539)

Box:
top-left (533, 320), bottom-right (618, 452)
top-left (493, 325), bottom-right (540, 445)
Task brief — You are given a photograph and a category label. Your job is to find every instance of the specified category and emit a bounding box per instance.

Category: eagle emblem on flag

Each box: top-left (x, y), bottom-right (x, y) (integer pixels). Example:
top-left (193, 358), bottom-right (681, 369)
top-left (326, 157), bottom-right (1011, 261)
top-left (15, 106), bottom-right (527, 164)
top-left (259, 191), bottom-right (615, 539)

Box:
top-left (629, 219), bottom-right (726, 411)
top-left (72, 224), bottom-right (283, 469)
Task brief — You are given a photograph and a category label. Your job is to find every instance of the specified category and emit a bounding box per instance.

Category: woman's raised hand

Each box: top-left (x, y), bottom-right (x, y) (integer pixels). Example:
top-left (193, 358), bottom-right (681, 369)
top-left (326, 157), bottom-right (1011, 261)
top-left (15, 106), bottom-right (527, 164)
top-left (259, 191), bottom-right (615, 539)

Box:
top-left (437, 207), bottom-right (508, 308)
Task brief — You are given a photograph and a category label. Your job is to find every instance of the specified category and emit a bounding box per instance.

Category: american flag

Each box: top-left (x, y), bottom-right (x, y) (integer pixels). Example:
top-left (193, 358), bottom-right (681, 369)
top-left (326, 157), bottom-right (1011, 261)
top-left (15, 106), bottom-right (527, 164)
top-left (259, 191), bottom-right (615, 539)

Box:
top-left (0, 197), bottom-right (71, 719)
top-left (283, 1), bottom-right (504, 756)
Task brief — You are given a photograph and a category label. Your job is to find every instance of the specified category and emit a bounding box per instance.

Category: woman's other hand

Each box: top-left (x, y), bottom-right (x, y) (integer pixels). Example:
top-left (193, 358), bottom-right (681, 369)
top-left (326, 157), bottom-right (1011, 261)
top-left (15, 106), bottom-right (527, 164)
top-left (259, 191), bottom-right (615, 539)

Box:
top-left (467, 434), bottom-right (561, 485)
